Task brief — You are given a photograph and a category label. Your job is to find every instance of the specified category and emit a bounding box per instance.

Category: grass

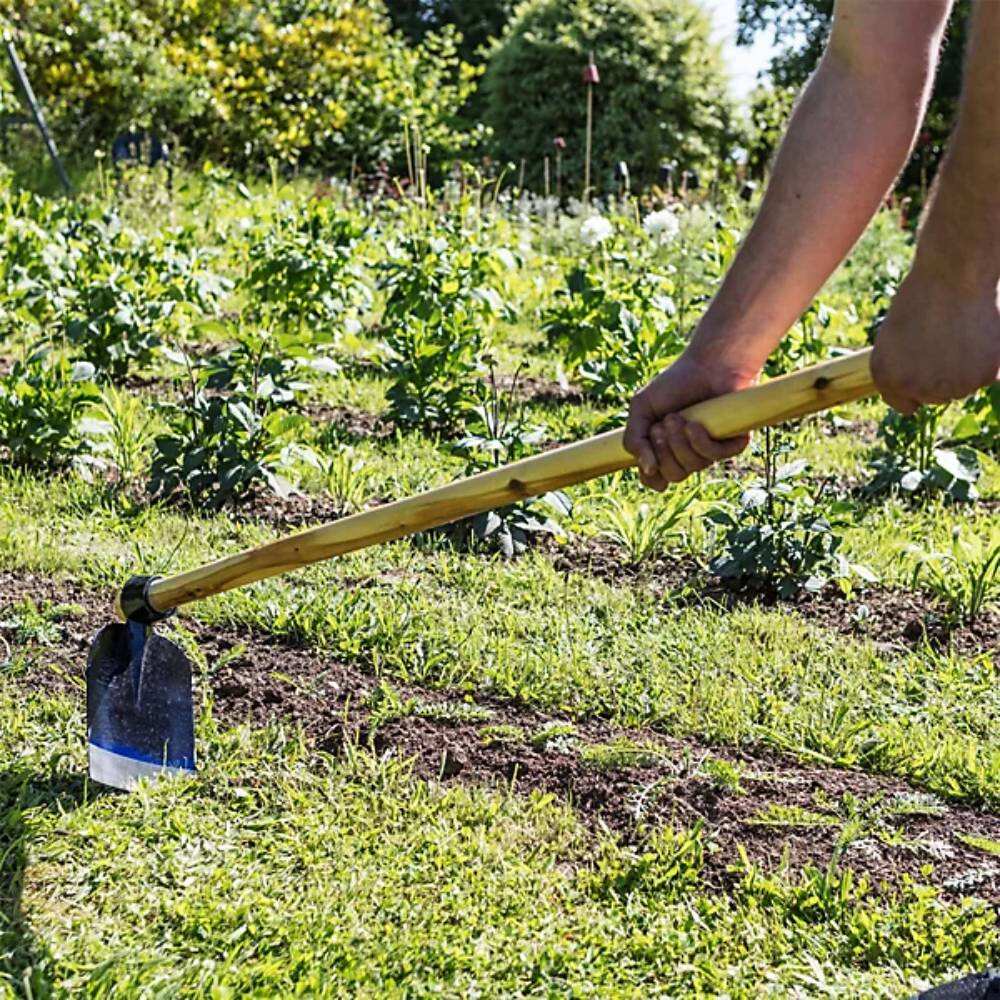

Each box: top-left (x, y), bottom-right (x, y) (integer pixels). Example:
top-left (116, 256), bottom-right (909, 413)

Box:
top-left (1, 166), bottom-right (998, 995)
top-left (3, 682), bottom-right (998, 998)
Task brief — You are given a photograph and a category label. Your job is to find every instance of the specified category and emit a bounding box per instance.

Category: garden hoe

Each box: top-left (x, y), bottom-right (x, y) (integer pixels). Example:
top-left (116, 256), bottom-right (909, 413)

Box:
top-left (87, 349), bottom-right (877, 791)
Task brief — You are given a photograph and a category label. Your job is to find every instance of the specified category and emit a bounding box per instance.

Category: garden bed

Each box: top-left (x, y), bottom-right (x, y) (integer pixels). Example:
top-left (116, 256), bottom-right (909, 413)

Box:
top-left (5, 568), bottom-right (999, 902)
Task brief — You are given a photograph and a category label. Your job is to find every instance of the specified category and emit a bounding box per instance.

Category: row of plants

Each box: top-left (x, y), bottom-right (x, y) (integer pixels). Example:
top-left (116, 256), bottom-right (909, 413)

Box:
top-left (0, 179), bottom-right (996, 611)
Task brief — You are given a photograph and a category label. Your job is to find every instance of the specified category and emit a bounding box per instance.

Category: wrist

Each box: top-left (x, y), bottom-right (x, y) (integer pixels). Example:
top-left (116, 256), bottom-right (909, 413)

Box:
top-left (910, 234), bottom-right (1000, 302)
top-left (684, 315), bottom-right (771, 382)
top-left (915, 168), bottom-right (1000, 296)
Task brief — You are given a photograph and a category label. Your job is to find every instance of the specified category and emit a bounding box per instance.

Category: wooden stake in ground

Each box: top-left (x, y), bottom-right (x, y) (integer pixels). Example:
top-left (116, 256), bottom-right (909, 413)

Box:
top-left (554, 136), bottom-right (565, 201)
top-left (582, 52), bottom-right (599, 203)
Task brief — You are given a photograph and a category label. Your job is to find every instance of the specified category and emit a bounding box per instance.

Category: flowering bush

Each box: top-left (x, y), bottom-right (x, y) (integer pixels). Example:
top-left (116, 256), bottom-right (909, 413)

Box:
top-left (9, 0), bottom-right (478, 172)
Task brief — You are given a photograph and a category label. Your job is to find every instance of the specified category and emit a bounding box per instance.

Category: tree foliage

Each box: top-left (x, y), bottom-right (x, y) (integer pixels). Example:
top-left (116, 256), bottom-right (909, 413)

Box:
top-left (1, 0), bottom-right (479, 172)
top-left (482, 0), bottom-right (738, 192)
top-left (385, 0), bottom-right (516, 62)
top-left (737, 0), bottom-right (970, 197)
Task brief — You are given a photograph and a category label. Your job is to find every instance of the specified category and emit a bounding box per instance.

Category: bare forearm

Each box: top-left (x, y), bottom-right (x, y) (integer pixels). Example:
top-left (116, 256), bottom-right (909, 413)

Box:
top-left (688, 1), bottom-right (950, 375)
top-left (912, 0), bottom-right (1000, 293)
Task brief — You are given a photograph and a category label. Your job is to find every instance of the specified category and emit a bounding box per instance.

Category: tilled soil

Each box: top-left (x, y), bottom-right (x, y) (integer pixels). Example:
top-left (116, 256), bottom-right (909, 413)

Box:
top-left (3, 568), bottom-right (1000, 901)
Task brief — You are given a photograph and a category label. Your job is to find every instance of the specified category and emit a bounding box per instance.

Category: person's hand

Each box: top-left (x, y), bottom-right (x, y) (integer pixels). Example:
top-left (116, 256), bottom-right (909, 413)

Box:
top-left (871, 267), bottom-right (1000, 415)
top-left (624, 351), bottom-right (758, 490)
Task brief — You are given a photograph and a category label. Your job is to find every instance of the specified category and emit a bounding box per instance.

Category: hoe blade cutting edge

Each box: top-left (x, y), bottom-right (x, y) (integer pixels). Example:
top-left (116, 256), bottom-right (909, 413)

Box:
top-left (86, 620), bottom-right (195, 791)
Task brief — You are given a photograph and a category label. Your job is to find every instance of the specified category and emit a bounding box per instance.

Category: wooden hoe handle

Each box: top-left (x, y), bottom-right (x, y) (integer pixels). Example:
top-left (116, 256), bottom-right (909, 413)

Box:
top-left (145, 349), bottom-right (876, 614)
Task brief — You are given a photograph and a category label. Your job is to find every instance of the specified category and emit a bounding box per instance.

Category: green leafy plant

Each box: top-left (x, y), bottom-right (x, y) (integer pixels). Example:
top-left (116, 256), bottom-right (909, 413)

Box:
top-left (708, 430), bottom-right (873, 599)
top-left (149, 333), bottom-right (315, 509)
top-left (0, 351), bottom-right (98, 469)
top-left (242, 206), bottom-right (370, 339)
top-left (541, 263), bottom-right (683, 402)
top-left (908, 531), bottom-right (1000, 626)
top-left (446, 371), bottom-right (570, 557)
top-left (597, 486), bottom-right (695, 564)
top-left (764, 300), bottom-right (836, 377)
top-left (64, 219), bottom-right (228, 381)
top-left (377, 222), bottom-right (508, 433)
top-left (952, 384), bottom-right (1000, 456)
top-left (81, 385), bottom-right (157, 487)
top-left (866, 406), bottom-right (981, 503)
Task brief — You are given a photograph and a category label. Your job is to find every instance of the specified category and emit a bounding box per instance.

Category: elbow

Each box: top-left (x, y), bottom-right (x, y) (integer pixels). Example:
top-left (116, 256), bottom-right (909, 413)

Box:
top-left (818, 44), bottom-right (936, 124)
top-left (823, 1), bottom-right (949, 111)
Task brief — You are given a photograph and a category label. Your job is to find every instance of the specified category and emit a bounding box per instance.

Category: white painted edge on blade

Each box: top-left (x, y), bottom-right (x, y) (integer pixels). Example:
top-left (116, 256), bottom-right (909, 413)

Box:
top-left (89, 743), bottom-right (195, 792)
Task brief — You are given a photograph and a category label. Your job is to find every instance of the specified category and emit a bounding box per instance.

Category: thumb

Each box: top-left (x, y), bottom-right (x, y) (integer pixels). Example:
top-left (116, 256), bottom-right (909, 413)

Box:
top-left (624, 391), bottom-right (660, 478)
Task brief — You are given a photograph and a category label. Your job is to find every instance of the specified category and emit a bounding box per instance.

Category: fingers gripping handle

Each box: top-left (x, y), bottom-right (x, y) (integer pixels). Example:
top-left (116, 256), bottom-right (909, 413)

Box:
top-left (141, 350), bottom-right (875, 616)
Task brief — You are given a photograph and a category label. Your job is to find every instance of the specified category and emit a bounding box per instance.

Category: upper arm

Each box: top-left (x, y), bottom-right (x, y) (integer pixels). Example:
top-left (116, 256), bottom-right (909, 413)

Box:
top-left (826, 0), bottom-right (953, 90)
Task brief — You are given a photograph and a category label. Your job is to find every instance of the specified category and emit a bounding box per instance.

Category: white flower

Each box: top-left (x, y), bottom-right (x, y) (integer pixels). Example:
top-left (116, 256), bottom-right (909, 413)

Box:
top-left (643, 208), bottom-right (680, 243)
top-left (580, 214), bottom-right (613, 247)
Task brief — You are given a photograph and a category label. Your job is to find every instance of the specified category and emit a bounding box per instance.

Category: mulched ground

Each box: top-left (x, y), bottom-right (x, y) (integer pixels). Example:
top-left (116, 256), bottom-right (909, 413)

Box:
top-left (3, 568), bottom-right (1000, 902)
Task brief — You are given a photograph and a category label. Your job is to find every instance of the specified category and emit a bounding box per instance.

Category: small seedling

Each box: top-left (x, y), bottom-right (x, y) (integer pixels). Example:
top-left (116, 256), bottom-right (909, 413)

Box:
top-left (907, 531), bottom-right (1000, 626)
top-left (597, 481), bottom-right (695, 564)
top-left (529, 721), bottom-right (578, 752)
top-left (746, 803), bottom-right (839, 828)
top-left (580, 738), bottom-right (669, 770)
top-left (699, 756), bottom-right (745, 794)
top-left (480, 724), bottom-right (525, 748)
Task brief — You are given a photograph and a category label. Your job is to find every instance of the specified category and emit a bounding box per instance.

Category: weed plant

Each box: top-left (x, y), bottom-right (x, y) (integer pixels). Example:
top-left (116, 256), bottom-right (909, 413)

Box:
top-left (708, 429), bottom-right (874, 598)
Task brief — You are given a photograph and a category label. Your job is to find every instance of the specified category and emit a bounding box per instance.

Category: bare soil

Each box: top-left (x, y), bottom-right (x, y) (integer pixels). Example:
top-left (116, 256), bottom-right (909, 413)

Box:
top-left (4, 568), bottom-right (1000, 901)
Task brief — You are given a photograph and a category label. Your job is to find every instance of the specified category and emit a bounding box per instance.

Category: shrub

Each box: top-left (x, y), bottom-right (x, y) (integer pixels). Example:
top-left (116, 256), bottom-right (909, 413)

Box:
top-left (541, 260), bottom-right (682, 401)
top-left (377, 220), bottom-right (509, 433)
top-left (744, 83), bottom-right (797, 178)
top-left (11, 0), bottom-right (478, 173)
top-left (149, 333), bottom-right (315, 509)
top-left (483, 0), bottom-right (738, 192)
top-left (0, 351), bottom-right (98, 469)
top-left (241, 204), bottom-right (370, 339)
top-left (0, 191), bottom-right (75, 336)
top-left (63, 218), bottom-right (229, 381)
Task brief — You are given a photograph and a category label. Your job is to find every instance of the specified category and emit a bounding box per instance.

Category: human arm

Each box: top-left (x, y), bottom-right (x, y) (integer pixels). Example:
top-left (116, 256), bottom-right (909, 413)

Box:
top-left (871, 0), bottom-right (1000, 414)
top-left (625, 0), bottom-right (953, 489)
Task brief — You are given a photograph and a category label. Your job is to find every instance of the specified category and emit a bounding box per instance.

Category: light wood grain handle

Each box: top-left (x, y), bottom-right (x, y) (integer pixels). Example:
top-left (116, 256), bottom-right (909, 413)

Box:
top-left (146, 349), bottom-right (875, 613)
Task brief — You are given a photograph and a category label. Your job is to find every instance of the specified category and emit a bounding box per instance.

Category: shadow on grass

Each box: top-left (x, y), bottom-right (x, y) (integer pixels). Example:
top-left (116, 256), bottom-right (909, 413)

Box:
top-left (0, 766), bottom-right (104, 997)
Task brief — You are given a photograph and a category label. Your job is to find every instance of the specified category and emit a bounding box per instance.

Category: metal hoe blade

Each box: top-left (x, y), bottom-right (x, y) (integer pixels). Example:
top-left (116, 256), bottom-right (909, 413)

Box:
top-left (86, 620), bottom-right (195, 791)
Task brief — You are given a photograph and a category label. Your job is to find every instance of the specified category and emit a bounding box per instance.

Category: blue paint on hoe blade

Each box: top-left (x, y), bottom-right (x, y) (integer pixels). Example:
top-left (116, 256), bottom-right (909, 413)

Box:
top-left (86, 619), bottom-right (196, 791)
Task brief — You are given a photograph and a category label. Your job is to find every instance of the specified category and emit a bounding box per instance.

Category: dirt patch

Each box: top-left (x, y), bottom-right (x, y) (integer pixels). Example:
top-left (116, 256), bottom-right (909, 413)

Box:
top-left (4, 569), bottom-right (1000, 901)
top-left (492, 372), bottom-right (586, 406)
top-left (547, 536), bottom-right (999, 660)
top-left (304, 402), bottom-right (394, 442)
